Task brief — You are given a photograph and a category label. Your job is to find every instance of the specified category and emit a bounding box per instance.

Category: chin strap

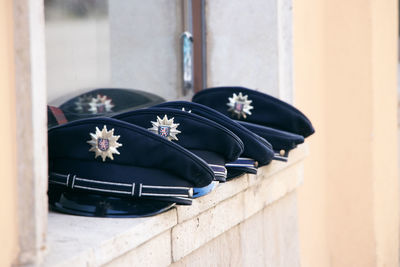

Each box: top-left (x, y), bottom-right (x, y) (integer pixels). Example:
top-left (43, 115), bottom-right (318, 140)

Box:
top-left (225, 157), bottom-right (258, 172)
top-left (272, 150), bottom-right (289, 162)
top-left (49, 172), bottom-right (193, 200)
top-left (209, 164), bottom-right (227, 182)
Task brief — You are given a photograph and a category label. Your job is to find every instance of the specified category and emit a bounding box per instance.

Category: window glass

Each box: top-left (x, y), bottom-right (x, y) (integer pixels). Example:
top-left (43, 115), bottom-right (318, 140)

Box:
top-left (45, 0), bottom-right (184, 108)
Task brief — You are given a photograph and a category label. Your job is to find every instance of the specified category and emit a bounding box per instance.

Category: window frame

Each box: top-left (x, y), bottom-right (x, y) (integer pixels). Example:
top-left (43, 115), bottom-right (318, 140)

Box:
top-left (13, 0), bottom-right (48, 265)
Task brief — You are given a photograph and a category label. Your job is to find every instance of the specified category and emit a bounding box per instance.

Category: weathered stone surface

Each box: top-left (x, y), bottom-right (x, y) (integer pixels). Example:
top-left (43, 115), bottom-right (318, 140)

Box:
top-left (239, 211), bottom-right (265, 267)
top-left (176, 174), bottom-right (248, 223)
top-left (263, 192), bottom-right (300, 267)
top-left (244, 162), bottom-right (304, 219)
top-left (172, 158), bottom-right (304, 262)
top-left (103, 230), bottom-right (172, 267)
top-left (172, 192), bottom-right (245, 261)
top-left (173, 192), bottom-right (301, 267)
top-left (43, 209), bottom-right (177, 267)
top-left (171, 225), bottom-right (242, 267)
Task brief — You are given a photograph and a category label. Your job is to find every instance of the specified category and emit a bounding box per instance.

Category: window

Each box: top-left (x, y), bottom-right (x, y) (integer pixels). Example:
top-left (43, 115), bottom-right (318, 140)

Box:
top-left (12, 0), bottom-right (293, 264)
top-left (45, 0), bottom-right (206, 106)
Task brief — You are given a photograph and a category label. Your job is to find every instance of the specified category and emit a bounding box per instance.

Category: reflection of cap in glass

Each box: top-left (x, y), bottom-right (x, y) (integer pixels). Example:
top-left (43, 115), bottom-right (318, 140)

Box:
top-left (48, 117), bottom-right (213, 217)
top-left (48, 88), bottom-right (165, 128)
top-left (113, 107), bottom-right (244, 183)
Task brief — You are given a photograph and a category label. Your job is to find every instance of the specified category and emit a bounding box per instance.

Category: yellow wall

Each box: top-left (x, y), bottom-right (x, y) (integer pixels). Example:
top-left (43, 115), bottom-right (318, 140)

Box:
top-left (293, 0), bottom-right (330, 265)
top-left (0, 0), bottom-right (19, 266)
top-left (294, 0), bottom-right (399, 266)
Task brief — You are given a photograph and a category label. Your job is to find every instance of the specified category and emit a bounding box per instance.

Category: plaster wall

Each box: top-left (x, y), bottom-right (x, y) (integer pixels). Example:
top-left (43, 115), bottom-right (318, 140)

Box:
top-left (294, 0), bottom-right (399, 266)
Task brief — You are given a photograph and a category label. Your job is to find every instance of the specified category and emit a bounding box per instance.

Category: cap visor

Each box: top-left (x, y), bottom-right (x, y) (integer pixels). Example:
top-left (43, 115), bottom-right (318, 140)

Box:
top-left (226, 167), bottom-right (257, 180)
top-left (49, 190), bottom-right (175, 218)
top-left (238, 121), bottom-right (304, 151)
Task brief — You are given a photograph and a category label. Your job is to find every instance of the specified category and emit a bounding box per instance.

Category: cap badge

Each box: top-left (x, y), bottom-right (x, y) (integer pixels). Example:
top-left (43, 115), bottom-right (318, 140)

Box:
top-left (75, 94), bottom-right (114, 114)
top-left (87, 125), bottom-right (122, 161)
top-left (148, 115), bottom-right (181, 141)
top-left (75, 95), bottom-right (93, 113)
top-left (88, 94), bottom-right (114, 114)
top-left (227, 92), bottom-right (254, 119)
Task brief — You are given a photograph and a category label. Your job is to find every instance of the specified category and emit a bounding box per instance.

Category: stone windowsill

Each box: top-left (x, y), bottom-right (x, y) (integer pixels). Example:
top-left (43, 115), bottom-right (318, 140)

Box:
top-left (42, 144), bottom-right (308, 267)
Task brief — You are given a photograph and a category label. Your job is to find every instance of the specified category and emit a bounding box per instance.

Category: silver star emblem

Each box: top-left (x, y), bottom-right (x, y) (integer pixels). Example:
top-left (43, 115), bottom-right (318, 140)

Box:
top-left (227, 92), bottom-right (254, 119)
top-left (74, 95), bottom-right (93, 113)
top-left (88, 94), bottom-right (114, 114)
top-left (148, 115), bottom-right (181, 141)
top-left (75, 94), bottom-right (114, 114)
top-left (87, 125), bottom-right (122, 161)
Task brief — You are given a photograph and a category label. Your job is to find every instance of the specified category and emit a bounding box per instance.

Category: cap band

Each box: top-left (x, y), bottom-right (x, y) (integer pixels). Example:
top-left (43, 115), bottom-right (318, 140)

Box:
top-left (272, 152), bottom-right (288, 162)
top-left (49, 106), bottom-right (68, 125)
top-left (209, 164), bottom-right (227, 181)
top-left (49, 172), bottom-right (193, 199)
top-left (225, 157), bottom-right (258, 171)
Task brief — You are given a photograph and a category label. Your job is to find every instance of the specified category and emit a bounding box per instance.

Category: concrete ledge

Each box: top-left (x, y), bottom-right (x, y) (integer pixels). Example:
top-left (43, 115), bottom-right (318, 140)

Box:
top-left (43, 208), bottom-right (177, 267)
top-left (42, 144), bottom-right (308, 267)
top-left (171, 159), bottom-right (304, 261)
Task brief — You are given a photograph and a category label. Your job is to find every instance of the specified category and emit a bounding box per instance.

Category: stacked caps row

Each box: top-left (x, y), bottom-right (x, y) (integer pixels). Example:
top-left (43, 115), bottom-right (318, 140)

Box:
top-left (47, 86), bottom-right (314, 217)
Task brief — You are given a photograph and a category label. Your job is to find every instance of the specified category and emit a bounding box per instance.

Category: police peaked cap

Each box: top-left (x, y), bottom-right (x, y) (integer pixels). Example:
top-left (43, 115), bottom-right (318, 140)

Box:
top-left (113, 107), bottom-right (244, 182)
top-left (154, 101), bottom-right (274, 166)
top-left (49, 88), bottom-right (165, 127)
top-left (192, 86), bottom-right (314, 138)
top-left (48, 117), bottom-right (214, 217)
